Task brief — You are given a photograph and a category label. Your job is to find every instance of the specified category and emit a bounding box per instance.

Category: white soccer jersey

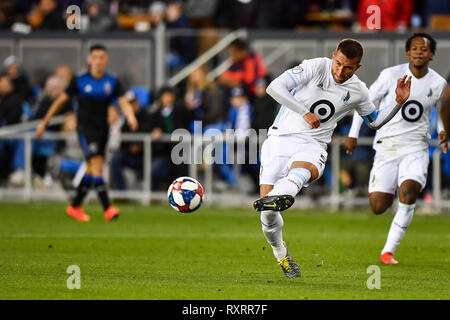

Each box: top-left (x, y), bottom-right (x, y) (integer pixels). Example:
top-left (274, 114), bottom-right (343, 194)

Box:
top-left (268, 57), bottom-right (376, 150)
top-left (352, 63), bottom-right (447, 155)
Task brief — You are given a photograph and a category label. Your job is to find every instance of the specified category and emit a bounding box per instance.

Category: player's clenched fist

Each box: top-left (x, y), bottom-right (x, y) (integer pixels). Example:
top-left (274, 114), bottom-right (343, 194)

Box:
top-left (303, 112), bottom-right (321, 129)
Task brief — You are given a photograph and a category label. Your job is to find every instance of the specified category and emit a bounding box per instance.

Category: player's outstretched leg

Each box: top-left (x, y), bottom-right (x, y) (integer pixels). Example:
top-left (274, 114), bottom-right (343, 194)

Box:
top-left (253, 168), bottom-right (311, 212)
top-left (260, 210), bottom-right (301, 278)
top-left (380, 202), bottom-right (415, 264)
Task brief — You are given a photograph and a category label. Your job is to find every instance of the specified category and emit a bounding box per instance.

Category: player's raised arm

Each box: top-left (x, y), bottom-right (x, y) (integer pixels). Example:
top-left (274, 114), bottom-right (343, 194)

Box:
top-left (345, 69), bottom-right (393, 154)
top-left (362, 75), bottom-right (412, 130)
top-left (35, 92), bottom-right (69, 139)
top-left (266, 71), bottom-right (309, 116)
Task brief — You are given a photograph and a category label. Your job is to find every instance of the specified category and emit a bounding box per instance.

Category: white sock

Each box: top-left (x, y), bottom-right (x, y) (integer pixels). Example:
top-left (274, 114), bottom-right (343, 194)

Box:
top-left (381, 202), bottom-right (415, 255)
top-left (268, 168), bottom-right (311, 197)
top-left (260, 210), bottom-right (286, 259)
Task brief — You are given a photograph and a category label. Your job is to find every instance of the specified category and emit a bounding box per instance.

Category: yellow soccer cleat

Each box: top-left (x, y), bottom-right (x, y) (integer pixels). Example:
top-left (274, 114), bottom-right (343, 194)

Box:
top-left (277, 242), bottom-right (301, 278)
top-left (253, 195), bottom-right (294, 212)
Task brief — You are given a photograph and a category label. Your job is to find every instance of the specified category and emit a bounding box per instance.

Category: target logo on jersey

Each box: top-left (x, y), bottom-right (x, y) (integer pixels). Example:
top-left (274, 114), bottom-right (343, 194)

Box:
top-left (401, 100), bottom-right (423, 122)
top-left (167, 177), bottom-right (204, 213)
top-left (310, 99), bottom-right (335, 123)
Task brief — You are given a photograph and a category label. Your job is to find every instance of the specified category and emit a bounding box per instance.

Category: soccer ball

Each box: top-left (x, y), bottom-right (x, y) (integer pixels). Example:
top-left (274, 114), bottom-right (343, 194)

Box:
top-left (167, 176), bottom-right (204, 213)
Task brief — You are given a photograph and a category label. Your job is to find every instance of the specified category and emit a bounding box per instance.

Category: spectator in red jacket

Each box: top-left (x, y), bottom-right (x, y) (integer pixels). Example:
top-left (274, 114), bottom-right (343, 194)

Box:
top-left (219, 39), bottom-right (267, 99)
top-left (357, 0), bottom-right (413, 31)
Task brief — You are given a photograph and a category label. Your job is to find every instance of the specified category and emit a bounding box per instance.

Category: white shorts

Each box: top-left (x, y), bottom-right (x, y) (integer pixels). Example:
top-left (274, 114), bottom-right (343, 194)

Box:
top-left (259, 135), bottom-right (328, 186)
top-left (368, 149), bottom-right (429, 194)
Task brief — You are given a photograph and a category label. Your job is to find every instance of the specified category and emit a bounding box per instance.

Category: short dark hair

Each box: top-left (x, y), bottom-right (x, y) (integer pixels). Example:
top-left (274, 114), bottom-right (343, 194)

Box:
top-left (336, 39), bottom-right (364, 63)
top-left (89, 44), bottom-right (107, 53)
top-left (405, 32), bottom-right (436, 54)
top-left (229, 39), bottom-right (249, 51)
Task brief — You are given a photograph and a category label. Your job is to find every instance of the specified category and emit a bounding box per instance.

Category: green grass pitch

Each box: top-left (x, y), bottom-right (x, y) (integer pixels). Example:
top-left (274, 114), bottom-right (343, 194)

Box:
top-left (0, 202), bottom-right (449, 300)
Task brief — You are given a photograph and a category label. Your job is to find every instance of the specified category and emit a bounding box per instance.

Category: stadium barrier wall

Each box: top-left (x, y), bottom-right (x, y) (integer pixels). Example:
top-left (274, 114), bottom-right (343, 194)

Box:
top-left (0, 30), bottom-right (448, 212)
top-left (0, 132), bottom-right (448, 213)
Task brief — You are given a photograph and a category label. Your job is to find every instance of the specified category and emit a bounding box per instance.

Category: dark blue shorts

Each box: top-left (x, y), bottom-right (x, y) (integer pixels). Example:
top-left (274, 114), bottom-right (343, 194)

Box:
top-left (77, 129), bottom-right (108, 159)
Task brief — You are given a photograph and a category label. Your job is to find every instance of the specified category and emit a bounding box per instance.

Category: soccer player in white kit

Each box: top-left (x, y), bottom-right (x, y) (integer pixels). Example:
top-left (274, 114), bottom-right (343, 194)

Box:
top-left (344, 33), bottom-right (449, 265)
top-left (252, 39), bottom-right (412, 278)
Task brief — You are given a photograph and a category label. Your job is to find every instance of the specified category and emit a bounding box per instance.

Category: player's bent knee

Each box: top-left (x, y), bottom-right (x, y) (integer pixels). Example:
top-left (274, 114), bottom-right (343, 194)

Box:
top-left (290, 161), bottom-right (319, 182)
top-left (309, 167), bottom-right (319, 182)
top-left (88, 157), bottom-right (104, 176)
top-left (399, 187), bottom-right (420, 204)
top-left (399, 180), bottom-right (421, 204)
top-left (370, 204), bottom-right (387, 215)
top-left (399, 192), bottom-right (417, 205)
top-left (369, 198), bottom-right (389, 215)
top-left (369, 192), bottom-right (394, 215)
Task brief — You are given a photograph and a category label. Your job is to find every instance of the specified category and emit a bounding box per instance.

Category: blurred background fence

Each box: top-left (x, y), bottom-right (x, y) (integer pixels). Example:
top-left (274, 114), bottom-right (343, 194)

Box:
top-left (0, 130), bottom-right (448, 212)
top-left (0, 27), bottom-right (449, 212)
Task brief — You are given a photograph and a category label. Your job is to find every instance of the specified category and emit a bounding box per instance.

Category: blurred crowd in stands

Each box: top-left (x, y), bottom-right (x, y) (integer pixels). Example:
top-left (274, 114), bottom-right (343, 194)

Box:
top-left (1, 35), bottom-right (449, 201)
top-left (0, 38), bottom-right (281, 195)
top-left (0, 0), bottom-right (449, 200)
top-left (0, 0), bottom-right (449, 34)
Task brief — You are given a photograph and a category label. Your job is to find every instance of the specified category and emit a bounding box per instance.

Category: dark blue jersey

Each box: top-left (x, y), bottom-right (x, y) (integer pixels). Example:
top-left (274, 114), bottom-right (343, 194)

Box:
top-left (66, 70), bottom-right (124, 131)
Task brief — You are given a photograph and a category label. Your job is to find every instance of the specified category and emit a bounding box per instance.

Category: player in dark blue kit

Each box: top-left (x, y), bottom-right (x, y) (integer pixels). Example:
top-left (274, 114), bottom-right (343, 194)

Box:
top-left (36, 44), bottom-right (138, 222)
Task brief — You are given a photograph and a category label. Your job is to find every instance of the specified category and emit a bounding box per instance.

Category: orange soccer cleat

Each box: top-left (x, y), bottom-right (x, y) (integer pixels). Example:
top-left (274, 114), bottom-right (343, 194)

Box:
top-left (380, 252), bottom-right (399, 265)
top-left (66, 205), bottom-right (90, 222)
top-left (104, 206), bottom-right (120, 221)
